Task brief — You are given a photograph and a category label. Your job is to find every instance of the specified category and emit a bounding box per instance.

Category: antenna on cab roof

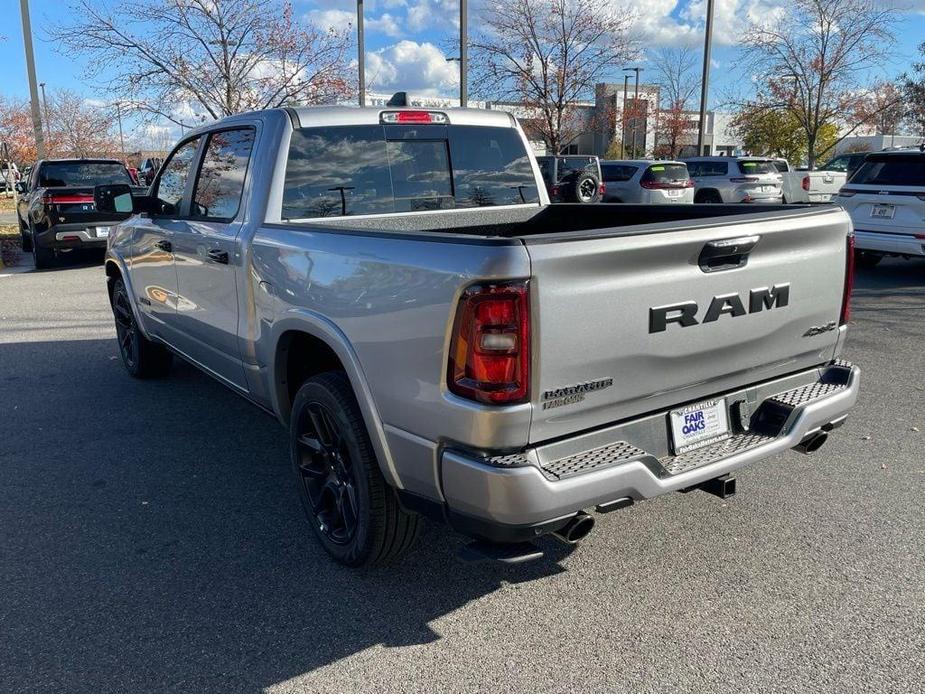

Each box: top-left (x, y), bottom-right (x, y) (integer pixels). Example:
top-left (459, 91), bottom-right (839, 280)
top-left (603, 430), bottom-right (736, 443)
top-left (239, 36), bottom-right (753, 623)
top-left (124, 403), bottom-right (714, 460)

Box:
top-left (386, 92), bottom-right (408, 107)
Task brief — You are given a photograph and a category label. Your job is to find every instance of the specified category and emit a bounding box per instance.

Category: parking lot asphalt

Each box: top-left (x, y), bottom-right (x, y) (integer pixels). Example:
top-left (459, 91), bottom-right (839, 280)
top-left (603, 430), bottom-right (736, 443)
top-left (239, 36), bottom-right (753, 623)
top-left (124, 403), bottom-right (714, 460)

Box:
top-left (1, 254), bottom-right (924, 694)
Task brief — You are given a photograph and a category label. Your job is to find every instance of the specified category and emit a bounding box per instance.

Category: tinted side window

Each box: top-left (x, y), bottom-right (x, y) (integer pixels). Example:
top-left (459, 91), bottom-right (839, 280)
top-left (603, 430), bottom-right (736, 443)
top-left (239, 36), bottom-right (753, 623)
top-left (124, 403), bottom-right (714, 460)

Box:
top-left (738, 160), bottom-right (777, 175)
top-left (449, 126), bottom-right (539, 206)
top-left (192, 129), bottom-right (255, 220)
top-left (602, 164), bottom-right (637, 182)
top-left (154, 138), bottom-right (201, 214)
top-left (284, 126), bottom-right (393, 218)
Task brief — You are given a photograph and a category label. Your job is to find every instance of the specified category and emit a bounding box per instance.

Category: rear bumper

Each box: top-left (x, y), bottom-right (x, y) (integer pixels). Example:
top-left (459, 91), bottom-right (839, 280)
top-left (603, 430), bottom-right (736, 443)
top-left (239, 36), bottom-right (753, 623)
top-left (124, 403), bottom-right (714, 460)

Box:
top-left (35, 222), bottom-right (111, 250)
top-left (854, 229), bottom-right (925, 257)
top-left (440, 361), bottom-right (859, 537)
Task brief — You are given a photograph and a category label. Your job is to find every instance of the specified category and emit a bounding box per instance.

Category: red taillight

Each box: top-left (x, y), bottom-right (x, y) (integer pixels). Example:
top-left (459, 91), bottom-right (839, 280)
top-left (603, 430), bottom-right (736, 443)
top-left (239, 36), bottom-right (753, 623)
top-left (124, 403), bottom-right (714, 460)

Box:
top-left (685, 179), bottom-right (695, 188)
top-left (730, 177), bottom-right (759, 183)
top-left (801, 176), bottom-right (811, 191)
top-left (599, 182), bottom-right (606, 195)
top-left (447, 282), bottom-right (530, 405)
top-left (841, 234), bottom-right (855, 325)
top-left (640, 180), bottom-right (668, 190)
top-left (550, 185), bottom-right (560, 198)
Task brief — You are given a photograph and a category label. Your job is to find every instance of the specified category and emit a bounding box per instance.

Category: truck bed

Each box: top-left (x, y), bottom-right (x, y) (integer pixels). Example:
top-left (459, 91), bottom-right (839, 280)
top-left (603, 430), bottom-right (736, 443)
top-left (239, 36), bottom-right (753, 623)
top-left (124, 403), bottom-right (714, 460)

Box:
top-left (302, 202), bottom-right (822, 240)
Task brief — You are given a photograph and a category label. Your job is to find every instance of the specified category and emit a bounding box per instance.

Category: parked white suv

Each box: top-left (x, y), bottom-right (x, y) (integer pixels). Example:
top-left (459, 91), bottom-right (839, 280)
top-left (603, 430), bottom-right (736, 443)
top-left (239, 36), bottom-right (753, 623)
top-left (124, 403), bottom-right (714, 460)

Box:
top-left (833, 150), bottom-right (925, 267)
top-left (684, 157), bottom-right (783, 204)
top-left (601, 160), bottom-right (694, 204)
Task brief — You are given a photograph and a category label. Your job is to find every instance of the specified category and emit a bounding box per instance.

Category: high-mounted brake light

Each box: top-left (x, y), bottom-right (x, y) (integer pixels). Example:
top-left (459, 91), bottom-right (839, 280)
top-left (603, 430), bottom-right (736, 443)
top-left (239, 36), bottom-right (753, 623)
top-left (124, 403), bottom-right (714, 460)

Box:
top-left (841, 234), bottom-right (855, 325)
top-left (447, 282), bottom-right (530, 405)
top-left (801, 176), bottom-right (811, 191)
top-left (380, 110), bottom-right (448, 124)
top-left (42, 194), bottom-right (94, 205)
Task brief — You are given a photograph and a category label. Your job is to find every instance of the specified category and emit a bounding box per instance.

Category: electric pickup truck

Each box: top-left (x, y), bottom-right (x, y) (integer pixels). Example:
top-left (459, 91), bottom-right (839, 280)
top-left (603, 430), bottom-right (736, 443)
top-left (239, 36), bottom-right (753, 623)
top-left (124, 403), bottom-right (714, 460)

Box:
top-left (95, 105), bottom-right (860, 566)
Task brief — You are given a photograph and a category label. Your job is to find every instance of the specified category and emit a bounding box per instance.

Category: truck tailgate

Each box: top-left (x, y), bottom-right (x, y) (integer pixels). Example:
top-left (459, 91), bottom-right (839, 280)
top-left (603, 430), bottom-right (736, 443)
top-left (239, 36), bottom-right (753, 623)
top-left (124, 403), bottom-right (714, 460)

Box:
top-left (524, 207), bottom-right (850, 443)
top-left (807, 172), bottom-right (847, 196)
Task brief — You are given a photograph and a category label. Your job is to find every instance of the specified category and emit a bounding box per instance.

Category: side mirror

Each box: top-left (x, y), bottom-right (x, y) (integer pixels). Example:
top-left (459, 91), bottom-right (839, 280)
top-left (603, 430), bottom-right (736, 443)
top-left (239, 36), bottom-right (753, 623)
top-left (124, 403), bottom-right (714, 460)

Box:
top-left (14, 181), bottom-right (27, 194)
top-left (94, 184), bottom-right (135, 213)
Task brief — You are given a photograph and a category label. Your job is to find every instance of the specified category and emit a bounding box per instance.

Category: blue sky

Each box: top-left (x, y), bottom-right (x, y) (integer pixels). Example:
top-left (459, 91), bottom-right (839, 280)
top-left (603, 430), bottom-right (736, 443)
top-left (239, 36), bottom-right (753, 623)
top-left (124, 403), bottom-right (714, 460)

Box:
top-left (2, 0), bottom-right (924, 139)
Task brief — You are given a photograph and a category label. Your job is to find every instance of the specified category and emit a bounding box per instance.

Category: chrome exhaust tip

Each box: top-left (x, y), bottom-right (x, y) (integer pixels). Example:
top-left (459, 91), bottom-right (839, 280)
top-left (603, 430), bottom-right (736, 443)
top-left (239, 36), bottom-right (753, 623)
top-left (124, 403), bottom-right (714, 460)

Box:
top-left (795, 431), bottom-right (828, 455)
top-left (552, 512), bottom-right (595, 545)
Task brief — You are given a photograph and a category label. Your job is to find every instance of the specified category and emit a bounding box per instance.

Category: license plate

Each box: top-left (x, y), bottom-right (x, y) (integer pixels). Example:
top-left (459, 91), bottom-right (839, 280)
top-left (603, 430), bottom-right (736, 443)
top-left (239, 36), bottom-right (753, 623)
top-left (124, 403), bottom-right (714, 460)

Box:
top-left (95, 226), bottom-right (111, 238)
top-left (870, 204), bottom-right (894, 219)
top-left (667, 189), bottom-right (681, 197)
top-left (669, 398), bottom-right (731, 455)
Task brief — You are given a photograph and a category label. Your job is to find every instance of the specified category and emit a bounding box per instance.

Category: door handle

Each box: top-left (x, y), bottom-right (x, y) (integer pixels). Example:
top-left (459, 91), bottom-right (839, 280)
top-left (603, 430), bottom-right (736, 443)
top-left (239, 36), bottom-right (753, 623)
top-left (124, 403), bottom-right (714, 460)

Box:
top-left (154, 239), bottom-right (172, 252)
top-left (699, 235), bottom-right (760, 273)
top-left (207, 249), bottom-right (229, 264)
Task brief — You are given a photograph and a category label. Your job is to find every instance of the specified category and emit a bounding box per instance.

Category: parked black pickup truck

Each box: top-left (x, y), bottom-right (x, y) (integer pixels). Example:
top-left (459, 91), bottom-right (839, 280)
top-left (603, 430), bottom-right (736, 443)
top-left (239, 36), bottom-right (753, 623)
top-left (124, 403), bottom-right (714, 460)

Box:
top-left (16, 159), bottom-right (138, 268)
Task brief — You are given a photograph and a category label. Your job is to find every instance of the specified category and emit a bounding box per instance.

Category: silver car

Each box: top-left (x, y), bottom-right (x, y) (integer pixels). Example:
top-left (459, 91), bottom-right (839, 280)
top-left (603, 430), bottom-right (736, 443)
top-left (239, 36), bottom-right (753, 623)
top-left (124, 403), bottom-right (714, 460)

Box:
top-left (684, 157), bottom-right (783, 204)
top-left (601, 160), bottom-right (694, 204)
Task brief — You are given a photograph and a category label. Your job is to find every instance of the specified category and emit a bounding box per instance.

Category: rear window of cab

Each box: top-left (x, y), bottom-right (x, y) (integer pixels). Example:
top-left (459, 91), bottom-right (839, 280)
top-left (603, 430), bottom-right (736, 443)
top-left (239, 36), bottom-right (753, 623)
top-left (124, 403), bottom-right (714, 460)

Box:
top-left (737, 160), bottom-right (778, 175)
top-left (282, 124), bottom-right (539, 219)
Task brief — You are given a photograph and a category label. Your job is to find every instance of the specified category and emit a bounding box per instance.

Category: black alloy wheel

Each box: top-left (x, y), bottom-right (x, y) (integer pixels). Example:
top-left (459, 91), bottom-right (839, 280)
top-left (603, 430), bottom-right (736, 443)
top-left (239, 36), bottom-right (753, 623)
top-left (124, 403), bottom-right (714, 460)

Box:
top-left (110, 277), bottom-right (172, 378)
top-left (290, 372), bottom-right (421, 566)
top-left (113, 280), bottom-right (139, 370)
top-left (295, 401), bottom-right (359, 546)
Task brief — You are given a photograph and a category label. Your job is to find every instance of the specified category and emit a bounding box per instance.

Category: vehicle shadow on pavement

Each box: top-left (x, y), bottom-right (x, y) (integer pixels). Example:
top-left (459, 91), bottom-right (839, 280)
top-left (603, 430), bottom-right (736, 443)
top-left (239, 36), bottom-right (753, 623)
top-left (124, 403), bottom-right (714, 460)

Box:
top-left (0, 337), bottom-right (573, 693)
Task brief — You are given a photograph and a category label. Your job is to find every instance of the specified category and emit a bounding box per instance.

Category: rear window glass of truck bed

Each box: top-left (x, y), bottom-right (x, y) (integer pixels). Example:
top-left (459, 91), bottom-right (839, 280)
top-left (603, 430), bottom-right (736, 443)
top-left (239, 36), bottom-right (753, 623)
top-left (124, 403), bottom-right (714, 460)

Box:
top-left (282, 125), bottom-right (539, 219)
top-left (850, 155), bottom-right (925, 186)
top-left (39, 161), bottom-right (132, 187)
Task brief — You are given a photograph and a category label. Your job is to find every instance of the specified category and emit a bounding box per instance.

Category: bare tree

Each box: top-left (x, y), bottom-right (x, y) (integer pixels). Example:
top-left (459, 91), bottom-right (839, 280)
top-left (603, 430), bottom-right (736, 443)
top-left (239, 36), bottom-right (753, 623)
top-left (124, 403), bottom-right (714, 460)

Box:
top-left (45, 90), bottom-right (120, 159)
top-left (470, 0), bottom-right (635, 154)
top-left (50, 0), bottom-right (353, 128)
top-left (649, 47), bottom-right (699, 157)
top-left (740, 0), bottom-right (899, 168)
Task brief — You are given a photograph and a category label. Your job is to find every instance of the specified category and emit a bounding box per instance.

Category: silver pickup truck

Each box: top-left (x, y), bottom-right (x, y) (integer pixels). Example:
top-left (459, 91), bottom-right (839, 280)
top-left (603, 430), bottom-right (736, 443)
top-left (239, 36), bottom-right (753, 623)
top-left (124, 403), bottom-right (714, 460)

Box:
top-left (96, 105), bottom-right (860, 566)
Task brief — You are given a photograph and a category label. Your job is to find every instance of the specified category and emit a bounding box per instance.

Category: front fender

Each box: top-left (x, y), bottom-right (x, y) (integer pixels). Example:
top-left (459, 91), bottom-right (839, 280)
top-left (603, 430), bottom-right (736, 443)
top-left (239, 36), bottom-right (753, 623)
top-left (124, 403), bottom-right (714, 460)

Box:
top-left (104, 251), bottom-right (152, 342)
top-left (267, 309), bottom-right (402, 490)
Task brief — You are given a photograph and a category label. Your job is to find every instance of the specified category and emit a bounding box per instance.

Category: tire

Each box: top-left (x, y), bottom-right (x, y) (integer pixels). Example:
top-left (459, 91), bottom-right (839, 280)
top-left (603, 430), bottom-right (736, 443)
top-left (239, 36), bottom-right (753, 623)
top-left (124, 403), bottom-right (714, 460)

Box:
top-left (111, 278), bottom-right (173, 378)
top-left (695, 190), bottom-right (723, 204)
top-left (571, 173), bottom-right (602, 204)
top-left (855, 251), bottom-right (882, 269)
top-left (290, 372), bottom-right (421, 567)
top-left (32, 240), bottom-right (56, 269)
top-left (20, 218), bottom-right (33, 252)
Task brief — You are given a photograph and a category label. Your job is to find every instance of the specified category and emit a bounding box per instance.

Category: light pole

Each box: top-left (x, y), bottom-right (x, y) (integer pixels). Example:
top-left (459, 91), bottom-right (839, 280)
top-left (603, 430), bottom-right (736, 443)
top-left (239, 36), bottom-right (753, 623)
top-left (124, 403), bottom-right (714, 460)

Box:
top-left (459, 0), bottom-right (468, 107)
top-left (39, 82), bottom-right (50, 139)
top-left (620, 75), bottom-right (630, 156)
top-left (19, 0), bottom-right (46, 159)
top-left (115, 101), bottom-right (126, 164)
top-left (697, 0), bottom-right (715, 156)
top-left (623, 67), bottom-right (642, 157)
top-left (357, 0), bottom-right (366, 106)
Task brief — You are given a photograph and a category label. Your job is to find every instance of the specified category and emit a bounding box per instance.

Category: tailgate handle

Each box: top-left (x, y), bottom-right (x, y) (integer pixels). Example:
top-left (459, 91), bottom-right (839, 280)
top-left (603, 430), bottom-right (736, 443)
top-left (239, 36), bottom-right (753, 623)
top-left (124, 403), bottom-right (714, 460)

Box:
top-left (699, 235), bottom-right (760, 273)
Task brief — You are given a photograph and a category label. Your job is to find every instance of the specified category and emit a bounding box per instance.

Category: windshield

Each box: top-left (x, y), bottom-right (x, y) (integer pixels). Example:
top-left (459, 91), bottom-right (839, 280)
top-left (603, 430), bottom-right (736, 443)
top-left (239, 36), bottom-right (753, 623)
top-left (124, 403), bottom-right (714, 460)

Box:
top-left (39, 162), bottom-right (132, 187)
top-left (737, 160), bottom-right (778, 175)
top-left (850, 155), bottom-right (925, 186)
top-left (282, 125), bottom-right (539, 218)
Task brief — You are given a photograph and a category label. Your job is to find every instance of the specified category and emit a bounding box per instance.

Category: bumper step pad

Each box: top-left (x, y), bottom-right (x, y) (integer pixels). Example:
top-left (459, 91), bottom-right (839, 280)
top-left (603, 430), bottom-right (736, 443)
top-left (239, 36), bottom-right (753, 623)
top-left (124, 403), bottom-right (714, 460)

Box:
top-left (537, 364), bottom-right (851, 482)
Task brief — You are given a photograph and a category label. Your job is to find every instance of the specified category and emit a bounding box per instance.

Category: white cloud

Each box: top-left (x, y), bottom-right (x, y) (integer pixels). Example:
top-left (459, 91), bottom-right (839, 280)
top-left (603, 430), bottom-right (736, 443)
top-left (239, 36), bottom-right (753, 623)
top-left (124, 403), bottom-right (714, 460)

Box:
top-left (407, 0), bottom-right (460, 33)
top-left (365, 40), bottom-right (460, 95)
top-left (306, 9), bottom-right (354, 33)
